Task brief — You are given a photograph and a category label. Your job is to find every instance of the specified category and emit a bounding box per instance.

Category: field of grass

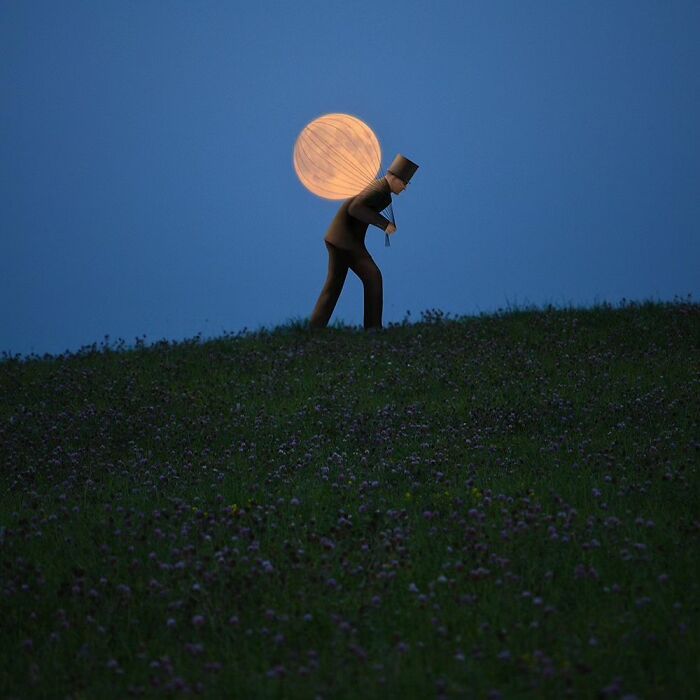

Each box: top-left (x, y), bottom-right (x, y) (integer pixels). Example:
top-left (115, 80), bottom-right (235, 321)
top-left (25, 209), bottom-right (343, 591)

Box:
top-left (1, 299), bottom-right (698, 699)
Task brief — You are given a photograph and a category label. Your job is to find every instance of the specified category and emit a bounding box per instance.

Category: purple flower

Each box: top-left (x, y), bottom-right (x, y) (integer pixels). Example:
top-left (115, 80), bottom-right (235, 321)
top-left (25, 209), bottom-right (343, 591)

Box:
top-left (184, 642), bottom-right (204, 656)
top-left (266, 664), bottom-right (286, 679)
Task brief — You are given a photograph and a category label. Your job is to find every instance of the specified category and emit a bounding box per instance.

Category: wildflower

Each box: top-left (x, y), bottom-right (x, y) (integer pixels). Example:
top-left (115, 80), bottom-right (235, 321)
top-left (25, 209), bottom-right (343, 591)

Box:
top-left (349, 643), bottom-right (368, 661)
top-left (470, 567), bottom-right (490, 580)
top-left (266, 664), bottom-right (286, 679)
top-left (184, 642), bottom-right (204, 656)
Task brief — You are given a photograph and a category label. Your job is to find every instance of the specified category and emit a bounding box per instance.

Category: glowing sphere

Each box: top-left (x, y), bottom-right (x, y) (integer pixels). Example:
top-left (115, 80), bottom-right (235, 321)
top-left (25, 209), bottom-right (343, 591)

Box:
top-left (293, 113), bottom-right (382, 200)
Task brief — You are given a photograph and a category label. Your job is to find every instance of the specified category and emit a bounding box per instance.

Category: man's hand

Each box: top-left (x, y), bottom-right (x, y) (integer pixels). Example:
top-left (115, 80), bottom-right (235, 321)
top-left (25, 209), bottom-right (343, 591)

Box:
top-left (386, 223), bottom-right (397, 235)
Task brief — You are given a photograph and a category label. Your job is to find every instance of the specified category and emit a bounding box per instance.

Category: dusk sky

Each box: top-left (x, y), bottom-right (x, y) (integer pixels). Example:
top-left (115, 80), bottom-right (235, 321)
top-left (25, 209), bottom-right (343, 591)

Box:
top-left (2, 1), bottom-right (698, 358)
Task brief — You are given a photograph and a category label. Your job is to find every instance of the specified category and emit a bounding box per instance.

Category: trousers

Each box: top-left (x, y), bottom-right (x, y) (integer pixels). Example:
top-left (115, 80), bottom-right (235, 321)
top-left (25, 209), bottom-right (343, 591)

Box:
top-left (310, 241), bottom-right (383, 330)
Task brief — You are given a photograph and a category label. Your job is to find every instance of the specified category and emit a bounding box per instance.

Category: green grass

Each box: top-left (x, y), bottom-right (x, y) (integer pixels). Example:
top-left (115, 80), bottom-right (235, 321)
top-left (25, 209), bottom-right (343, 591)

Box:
top-left (1, 298), bottom-right (698, 699)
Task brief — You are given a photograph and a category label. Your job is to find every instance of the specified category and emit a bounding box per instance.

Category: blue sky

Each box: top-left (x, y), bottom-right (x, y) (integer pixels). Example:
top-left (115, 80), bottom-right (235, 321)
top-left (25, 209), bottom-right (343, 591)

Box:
top-left (2, 0), bottom-right (698, 358)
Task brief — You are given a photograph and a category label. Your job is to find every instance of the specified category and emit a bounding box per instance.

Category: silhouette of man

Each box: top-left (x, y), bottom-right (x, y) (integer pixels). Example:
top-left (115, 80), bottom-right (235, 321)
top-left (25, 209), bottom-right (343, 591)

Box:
top-left (309, 154), bottom-right (419, 332)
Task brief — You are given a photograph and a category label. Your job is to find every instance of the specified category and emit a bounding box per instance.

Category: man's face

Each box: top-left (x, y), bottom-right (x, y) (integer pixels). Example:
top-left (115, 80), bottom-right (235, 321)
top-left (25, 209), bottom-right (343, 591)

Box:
top-left (389, 174), bottom-right (408, 194)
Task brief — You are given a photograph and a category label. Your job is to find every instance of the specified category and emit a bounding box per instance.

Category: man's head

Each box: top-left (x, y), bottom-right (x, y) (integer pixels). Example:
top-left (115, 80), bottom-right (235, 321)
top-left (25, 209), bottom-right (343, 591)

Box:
top-left (386, 154), bottom-right (419, 195)
top-left (386, 171), bottom-right (409, 194)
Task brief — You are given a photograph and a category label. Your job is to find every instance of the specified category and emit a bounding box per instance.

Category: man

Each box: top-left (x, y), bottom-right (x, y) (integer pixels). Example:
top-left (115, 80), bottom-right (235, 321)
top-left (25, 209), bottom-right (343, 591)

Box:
top-left (309, 154), bottom-right (419, 331)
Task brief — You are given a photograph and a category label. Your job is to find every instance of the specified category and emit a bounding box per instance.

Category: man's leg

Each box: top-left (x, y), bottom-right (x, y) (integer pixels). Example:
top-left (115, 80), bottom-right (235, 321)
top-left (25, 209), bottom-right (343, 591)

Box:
top-left (310, 242), bottom-right (350, 328)
top-left (349, 249), bottom-right (383, 330)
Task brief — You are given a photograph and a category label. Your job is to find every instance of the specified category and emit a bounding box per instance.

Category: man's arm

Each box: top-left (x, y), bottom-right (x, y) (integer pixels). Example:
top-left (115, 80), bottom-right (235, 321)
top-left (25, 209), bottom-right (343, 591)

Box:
top-left (347, 188), bottom-right (391, 231)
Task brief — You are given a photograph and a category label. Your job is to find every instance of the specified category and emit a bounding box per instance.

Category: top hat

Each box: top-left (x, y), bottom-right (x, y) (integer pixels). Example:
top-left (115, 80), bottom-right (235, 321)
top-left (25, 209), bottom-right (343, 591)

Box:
top-left (387, 154), bottom-right (419, 183)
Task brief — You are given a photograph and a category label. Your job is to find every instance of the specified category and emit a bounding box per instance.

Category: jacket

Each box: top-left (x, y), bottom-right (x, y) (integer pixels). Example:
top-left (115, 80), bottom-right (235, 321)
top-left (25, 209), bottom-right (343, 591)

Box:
top-left (324, 177), bottom-right (392, 253)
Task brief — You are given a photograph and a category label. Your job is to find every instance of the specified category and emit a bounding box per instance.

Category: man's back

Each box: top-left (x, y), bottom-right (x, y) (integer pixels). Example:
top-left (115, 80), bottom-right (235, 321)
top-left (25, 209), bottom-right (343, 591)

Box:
top-left (324, 178), bottom-right (392, 252)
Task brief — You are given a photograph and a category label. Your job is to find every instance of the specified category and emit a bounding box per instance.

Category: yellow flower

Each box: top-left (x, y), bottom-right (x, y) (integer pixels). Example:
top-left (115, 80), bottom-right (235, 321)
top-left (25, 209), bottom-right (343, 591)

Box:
top-left (405, 492), bottom-right (412, 500)
top-left (519, 653), bottom-right (535, 668)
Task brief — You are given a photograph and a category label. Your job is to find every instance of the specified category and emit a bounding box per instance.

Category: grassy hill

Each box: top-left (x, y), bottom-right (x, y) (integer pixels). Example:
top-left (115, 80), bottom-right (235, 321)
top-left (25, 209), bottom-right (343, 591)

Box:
top-left (1, 300), bottom-right (698, 699)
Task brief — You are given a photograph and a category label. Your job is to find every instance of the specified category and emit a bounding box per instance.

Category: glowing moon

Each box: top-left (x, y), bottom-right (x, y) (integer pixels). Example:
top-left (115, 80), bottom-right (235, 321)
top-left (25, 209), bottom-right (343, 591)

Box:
top-left (293, 113), bottom-right (382, 200)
